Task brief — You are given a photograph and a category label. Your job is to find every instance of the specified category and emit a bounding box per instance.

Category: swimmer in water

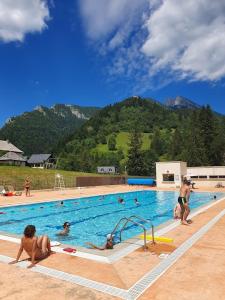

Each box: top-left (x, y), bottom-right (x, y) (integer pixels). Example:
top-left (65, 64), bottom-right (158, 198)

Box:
top-left (118, 197), bottom-right (125, 204)
top-left (56, 222), bottom-right (70, 236)
top-left (134, 198), bottom-right (140, 205)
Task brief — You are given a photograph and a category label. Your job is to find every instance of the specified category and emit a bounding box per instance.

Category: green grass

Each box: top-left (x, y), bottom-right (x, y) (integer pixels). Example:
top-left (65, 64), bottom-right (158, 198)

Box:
top-left (96, 131), bottom-right (151, 154)
top-left (0, 166), bottom-right (101, 190)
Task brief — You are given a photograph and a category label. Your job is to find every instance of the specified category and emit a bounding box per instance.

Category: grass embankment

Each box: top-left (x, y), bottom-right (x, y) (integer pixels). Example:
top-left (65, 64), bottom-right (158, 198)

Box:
top-left (0, 166), bottom-right (101, 191)
top-left (96, 132), bottom-right (151, 153)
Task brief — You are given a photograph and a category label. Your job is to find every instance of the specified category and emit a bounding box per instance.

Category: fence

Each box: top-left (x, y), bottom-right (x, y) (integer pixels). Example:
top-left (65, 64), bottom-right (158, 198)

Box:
top-left (76, 176), bottom-right (126, 187)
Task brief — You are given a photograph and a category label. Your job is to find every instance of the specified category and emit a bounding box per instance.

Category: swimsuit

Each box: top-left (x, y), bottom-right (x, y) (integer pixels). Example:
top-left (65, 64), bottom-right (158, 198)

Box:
top-left (178, 196), bottom-right (187, 205)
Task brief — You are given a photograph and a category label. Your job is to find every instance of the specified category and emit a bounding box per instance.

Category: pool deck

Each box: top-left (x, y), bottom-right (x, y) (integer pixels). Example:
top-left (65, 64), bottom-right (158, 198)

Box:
top-left (0, 185), bottom-right (225, 299)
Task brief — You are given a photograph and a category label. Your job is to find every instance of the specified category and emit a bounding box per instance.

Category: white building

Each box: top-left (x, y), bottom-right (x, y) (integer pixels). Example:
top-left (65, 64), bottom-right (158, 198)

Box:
top-left (156, 161), bottom-right (225, 188)
top-left (187, 166), bottom-right (225, 187)
top-left (156, 161), bottom-right (187, 188)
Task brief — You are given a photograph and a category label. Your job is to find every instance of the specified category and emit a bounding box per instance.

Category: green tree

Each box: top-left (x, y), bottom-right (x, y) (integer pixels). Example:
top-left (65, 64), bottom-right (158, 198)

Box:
top-left (127, 130), bottom-right (145, 175)
top-left (181, 111), bottom-right (207, 166)
top-left (108, 134), bottom-right (117, 151)
top-left (151, 128), bottom-right (164, 156)
top-left (169, 128), bottom-right (183, 160)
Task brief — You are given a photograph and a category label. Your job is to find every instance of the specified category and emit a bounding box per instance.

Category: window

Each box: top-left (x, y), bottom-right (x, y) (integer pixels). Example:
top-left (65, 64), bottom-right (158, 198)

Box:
top-left (190, 176), bottom-right (198, 179)
top-left (163, 174), bottom-right (174, 182)
top-left (199, 176), bottom-right (207, 179)
top-left (209, 176), bottom-right (218, 178)
top-left (218, 175), bottom-right (225, 178)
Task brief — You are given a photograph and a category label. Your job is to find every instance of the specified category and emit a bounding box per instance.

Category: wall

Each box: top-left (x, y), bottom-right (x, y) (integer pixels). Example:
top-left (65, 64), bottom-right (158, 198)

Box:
top-left (76, 176), bottom-right (126, 187)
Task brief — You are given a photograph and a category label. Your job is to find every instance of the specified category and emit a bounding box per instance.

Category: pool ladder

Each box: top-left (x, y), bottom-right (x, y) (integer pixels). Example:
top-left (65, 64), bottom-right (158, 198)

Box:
top-left (110, 215), bottom-right (154, 250)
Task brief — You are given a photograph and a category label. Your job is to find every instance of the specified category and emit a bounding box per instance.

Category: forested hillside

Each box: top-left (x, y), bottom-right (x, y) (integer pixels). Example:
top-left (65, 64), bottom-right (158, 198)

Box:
top-left (57, 96), bottom-right (225, 175)
top-left (0, 104), bottom-right (99, 155)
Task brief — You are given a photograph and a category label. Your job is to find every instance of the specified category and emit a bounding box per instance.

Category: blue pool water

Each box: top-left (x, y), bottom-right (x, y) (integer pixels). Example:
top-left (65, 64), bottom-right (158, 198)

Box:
top-left (0, 191), bottom-right (223, 248)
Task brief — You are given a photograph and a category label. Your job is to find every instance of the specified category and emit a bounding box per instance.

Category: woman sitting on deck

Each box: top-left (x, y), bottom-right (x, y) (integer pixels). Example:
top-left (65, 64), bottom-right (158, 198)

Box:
top-left (9, 225), bottom-right (51, 268)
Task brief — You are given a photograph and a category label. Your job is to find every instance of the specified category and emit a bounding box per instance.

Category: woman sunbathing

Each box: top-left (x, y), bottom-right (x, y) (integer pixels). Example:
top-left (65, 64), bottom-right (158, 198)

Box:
top-left (9, 225), bottom-right (51, 268)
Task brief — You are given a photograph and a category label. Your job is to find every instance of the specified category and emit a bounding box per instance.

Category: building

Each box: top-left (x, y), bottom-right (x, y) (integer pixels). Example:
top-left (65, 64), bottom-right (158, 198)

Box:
top-left (156, 161), bottom-right (187, 188)
top-left (156, 161), bottom-right (225, 188)
top-left (0, 151), bottom-right (26, 166)
top-left (187, 166), bottom-right (225, 187)
top-left (27, 154), bottom-right (54, 168)
top-left (97, 166), bottom-right (116, 174)
top-left (0, 140), bottom-right (25, 166)
top-left (0, 140), bottom-right (23, 153)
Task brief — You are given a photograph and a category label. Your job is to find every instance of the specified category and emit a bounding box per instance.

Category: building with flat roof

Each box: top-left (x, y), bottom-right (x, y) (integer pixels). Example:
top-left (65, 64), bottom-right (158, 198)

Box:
top-left (156, 161), bottom-right (225, 188)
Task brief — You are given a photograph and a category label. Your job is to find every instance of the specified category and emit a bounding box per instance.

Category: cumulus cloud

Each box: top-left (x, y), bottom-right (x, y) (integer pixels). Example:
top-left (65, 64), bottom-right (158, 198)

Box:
top-left (142, 0), bottom-right (225, 81)
top-left (79, 0), bottom-right (148, 48)
top-left (79, 0), bottom-right (225, 91)
top-left (0, 0), bottom-right (50, 42)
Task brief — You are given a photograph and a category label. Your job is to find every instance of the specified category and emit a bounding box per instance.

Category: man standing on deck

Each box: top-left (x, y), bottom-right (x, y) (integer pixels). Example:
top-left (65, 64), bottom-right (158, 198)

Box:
top-left (178, 179), bottom-right (191, 225)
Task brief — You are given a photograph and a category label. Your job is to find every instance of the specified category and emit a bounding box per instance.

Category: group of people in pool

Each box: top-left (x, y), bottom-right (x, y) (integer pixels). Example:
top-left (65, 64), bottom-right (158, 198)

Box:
top-left (118, 197), bottom-right (140, 205)
top-left (11, 178), bottom-right (218, 268)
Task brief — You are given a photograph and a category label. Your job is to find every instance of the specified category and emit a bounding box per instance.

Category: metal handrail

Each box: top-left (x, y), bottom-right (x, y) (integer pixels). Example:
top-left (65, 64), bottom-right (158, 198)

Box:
top-left (119, 217), bottom-right (148, 249)
top-left (125, 215), bottom-right (155, 244)
top-left (110, 215), bottom-right (154, 250)
top-left (110, 217), bottom-right (128, 236)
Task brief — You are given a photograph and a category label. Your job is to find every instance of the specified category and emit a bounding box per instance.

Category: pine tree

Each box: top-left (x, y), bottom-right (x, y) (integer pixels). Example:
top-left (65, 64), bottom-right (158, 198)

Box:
top-left (169, 128), bottom-right (183, 160)
top-left (127, 130), bottom-right (145, 175)
top-left (151, 127), bottom-right (164, 156)
top-left (181, 111), bottom-right (207, 166)
top-left (198, 105), bottom-right (215, 164)
top-left (108, 134), bottom-right (116, 151)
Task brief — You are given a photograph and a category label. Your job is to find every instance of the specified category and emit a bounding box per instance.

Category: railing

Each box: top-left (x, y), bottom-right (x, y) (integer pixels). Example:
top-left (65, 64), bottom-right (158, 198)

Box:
top-left (110, 215), bottom-right (154, 250)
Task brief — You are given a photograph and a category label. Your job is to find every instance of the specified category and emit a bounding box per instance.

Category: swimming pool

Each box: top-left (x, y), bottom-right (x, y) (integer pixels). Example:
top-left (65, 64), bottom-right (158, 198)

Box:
top-left (0, 191), bottom-right (224, 248)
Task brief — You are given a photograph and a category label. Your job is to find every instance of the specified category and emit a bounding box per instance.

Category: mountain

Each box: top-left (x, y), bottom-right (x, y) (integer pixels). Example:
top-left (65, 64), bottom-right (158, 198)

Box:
top-left (0, 104), bottom-right (99, 155)
top-left (56, 96), bottom-right (186, 172)
top-left (165, 96), bottom-right (201, 110)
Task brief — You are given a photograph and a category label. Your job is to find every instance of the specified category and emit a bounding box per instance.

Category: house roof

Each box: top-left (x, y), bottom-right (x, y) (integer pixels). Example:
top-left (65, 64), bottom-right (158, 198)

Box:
top-left (0, 140), bottom-right (23, 153)
top-left (0, 151), bottom-right (26, 162)
top-left (27, 154), bottom-right (51, 164)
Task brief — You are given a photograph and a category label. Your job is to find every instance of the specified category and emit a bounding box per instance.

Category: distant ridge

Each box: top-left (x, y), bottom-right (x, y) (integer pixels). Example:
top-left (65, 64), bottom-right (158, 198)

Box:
top-left (0, 104), bottom-right (99, 155)
top-left (165, 96), bottom-right (201, 110)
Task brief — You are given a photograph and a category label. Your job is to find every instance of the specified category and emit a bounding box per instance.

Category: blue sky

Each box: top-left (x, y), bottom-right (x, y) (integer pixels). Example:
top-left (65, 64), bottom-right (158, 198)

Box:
top-left (0, 0), bottom-right (225, 127)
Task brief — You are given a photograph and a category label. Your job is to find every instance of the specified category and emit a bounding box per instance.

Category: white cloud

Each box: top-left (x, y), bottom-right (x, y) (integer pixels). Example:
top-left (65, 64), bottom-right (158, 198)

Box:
top-left (79, 0), bottom-right (225, 92)
top-left (0, 0), bottom-right (50, 42)
top-left (79, 0), bottom-right (147, 47)
top-left (142, 0), bottom-right (225, 81)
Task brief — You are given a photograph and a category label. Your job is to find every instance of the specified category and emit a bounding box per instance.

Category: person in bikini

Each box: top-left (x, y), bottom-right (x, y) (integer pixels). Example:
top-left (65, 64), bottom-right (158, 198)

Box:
top-left (178, 179), bottom-right (191, 225)
top-left (9, 225), bottom-right (51, 268)
top-left (24, 177), bottom-right (31, 197)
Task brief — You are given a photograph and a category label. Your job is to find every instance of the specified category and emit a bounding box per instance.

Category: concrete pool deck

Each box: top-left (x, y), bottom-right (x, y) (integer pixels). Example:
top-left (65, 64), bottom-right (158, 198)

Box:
top-left (0, 185), bottom-right (225, 299)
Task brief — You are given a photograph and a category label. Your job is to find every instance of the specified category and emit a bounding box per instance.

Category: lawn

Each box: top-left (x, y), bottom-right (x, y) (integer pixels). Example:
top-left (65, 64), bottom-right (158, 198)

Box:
top-left (96, 131), bottom-right (151, 154)
top-left (0, 166), bottom-right (100, 191)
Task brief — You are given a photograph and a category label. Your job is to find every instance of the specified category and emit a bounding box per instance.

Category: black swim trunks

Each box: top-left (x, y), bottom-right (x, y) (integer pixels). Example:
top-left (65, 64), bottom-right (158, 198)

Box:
top-left (178, 196), bottom-right (187, 205)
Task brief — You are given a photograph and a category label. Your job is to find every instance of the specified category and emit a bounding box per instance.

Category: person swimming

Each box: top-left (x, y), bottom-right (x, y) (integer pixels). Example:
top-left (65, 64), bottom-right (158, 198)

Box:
top-left (134, 198), bottom-right (140, 205)
top-left (56, 222), bottom-right (70, 236)
top-left (86, 234), bottom-right (114, 250)
top-left (118, 197), bottom-right (125, 204)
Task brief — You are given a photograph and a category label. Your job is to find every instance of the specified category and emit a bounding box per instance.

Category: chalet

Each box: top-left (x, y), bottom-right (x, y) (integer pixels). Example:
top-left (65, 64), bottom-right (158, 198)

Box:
top-left (27, 154), bottom-right (55, 168)
top-left (0, 140), bottom-right (26, 166)
top-left (0, 151), bottom-right (26, 166)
